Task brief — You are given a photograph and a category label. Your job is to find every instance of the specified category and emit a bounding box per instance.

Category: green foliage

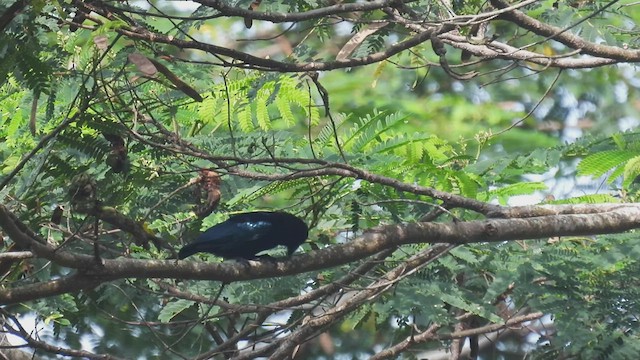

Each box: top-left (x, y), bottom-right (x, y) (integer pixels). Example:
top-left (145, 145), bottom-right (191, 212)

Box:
top-left (544, 193), bottom-right (620, 204)
top-left (158, 299), bottom-right (196, 323)
top-left (520, 233), bottom-right (640, 358)
top-left (577, 150), bottom-right (637, 178)
top-left (2, 2), bottom-right (640, 359)
top-left (226, 179), bottom-right (314, 208)
top-left (193, 74), bottom-right (319, 133)
top-left (485, 182), bottom-right (547, 205)
top-left (577, 133), bottom-right (640, 189)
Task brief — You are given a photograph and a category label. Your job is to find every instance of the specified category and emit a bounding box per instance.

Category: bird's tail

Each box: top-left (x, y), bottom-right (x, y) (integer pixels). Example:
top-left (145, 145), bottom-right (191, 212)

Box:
top-left (178, 243), bottom-right (203, 259)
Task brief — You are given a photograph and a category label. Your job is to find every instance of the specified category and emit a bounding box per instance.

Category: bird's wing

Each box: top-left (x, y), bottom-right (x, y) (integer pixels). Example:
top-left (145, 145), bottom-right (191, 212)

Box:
top-left (191, 218), bottom-right (273, 254)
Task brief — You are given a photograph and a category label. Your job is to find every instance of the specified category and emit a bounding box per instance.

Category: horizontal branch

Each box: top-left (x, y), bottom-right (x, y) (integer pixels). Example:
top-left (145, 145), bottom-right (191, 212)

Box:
top-left (196, 0), bottom-right (398, 23)
top-left (1, 204), bottom-right (639, 304)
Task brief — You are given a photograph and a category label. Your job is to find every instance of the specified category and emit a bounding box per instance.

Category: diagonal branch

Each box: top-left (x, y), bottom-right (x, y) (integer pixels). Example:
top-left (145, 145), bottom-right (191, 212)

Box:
top-left (244, 244), bottom-right (456, 359)
top-left (439, 33), bottom-right (618, 69)
top-left (115, 26), bottom-right (435, 72)
top-left (0, 274), bottom-right (103, 307)
top-left (371, 311), bottom-right (544, 359)
top-left (491, 0), bottom-right (640, 62)
top-left (0, 0), bottom-right (27, 33)
top-left (0, 308), bottom-right (124, 360)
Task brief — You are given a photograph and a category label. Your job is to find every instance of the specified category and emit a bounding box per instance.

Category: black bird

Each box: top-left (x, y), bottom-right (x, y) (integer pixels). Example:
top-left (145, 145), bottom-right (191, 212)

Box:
top-left (178, 211), bottom-right (308, 260)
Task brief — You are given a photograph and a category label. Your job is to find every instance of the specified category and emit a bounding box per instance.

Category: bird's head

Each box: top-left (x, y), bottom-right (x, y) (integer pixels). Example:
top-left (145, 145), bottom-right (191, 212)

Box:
top-left (281, 213), bottom-right (308, 256)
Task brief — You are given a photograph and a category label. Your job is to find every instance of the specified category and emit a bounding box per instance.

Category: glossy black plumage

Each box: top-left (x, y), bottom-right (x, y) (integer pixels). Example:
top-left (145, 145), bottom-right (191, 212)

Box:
top-left (178, 212), bottom-right (308, 260)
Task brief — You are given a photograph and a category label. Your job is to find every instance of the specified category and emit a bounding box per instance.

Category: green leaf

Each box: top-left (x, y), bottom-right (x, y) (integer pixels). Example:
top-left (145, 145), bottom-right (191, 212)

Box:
top-left (438, 292), bottom-right (503, 323)
top-left (544, 194), bottom-right (620, 204)
top-left (577, 150), bottom-right (638, 178)
top-left (486, 182), bottom-right (547, 204)
top-left (238, 104), bottom-right (254, 132)
top-left (197, 96), bottom-right (218, 124)
top-left (622, 155), bottom-right (640, 189)
top-left (450, 247), bottom-right (479, 265)
top-left (255, 95), bottom-right (270, 131)
top-left (158, 299), bottom-right (195, 323)
top-left (44, 312), bottom-right (68, 326)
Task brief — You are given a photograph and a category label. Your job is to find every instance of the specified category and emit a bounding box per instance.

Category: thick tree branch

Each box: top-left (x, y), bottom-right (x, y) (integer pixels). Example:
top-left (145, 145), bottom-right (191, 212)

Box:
top-left (1, 203), bottom-right (639, 304)
top-left (0, 251), bottom-right (33, 260)
top-left (0, 274), bottom-right (102, 310)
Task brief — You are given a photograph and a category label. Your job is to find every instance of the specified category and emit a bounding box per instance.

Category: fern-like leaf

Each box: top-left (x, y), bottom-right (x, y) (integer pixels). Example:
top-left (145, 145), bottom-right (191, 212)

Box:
top-left (485, 182), bottom-right (547, 204)
top-left (226, 179), bottom-right (312, 208)
top-left (276, 95), bottom-right (296, 127)
top-left (197, 96), bottom-right (218, 124)
top-left (255, 93), bottom-right (270, 131)
top-left (342, 110), bottom-right (407, 152)
top-left (577, 150), bottom-right (637, 179)
top-left (238, 104), bottom-right (254, 132)
top-left (622, 155), bottom-right (640, 188)
top-left (544, 194), bottom-right (620, 204)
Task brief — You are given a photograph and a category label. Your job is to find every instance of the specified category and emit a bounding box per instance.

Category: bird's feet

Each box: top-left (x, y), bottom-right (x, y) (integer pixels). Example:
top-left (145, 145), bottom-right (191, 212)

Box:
top-left (232, 255), bottom-right (279, 266)
top-left (254, 254), bottom-right (278, 263)
top-left (233, 257), bottom-right (253, 267)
